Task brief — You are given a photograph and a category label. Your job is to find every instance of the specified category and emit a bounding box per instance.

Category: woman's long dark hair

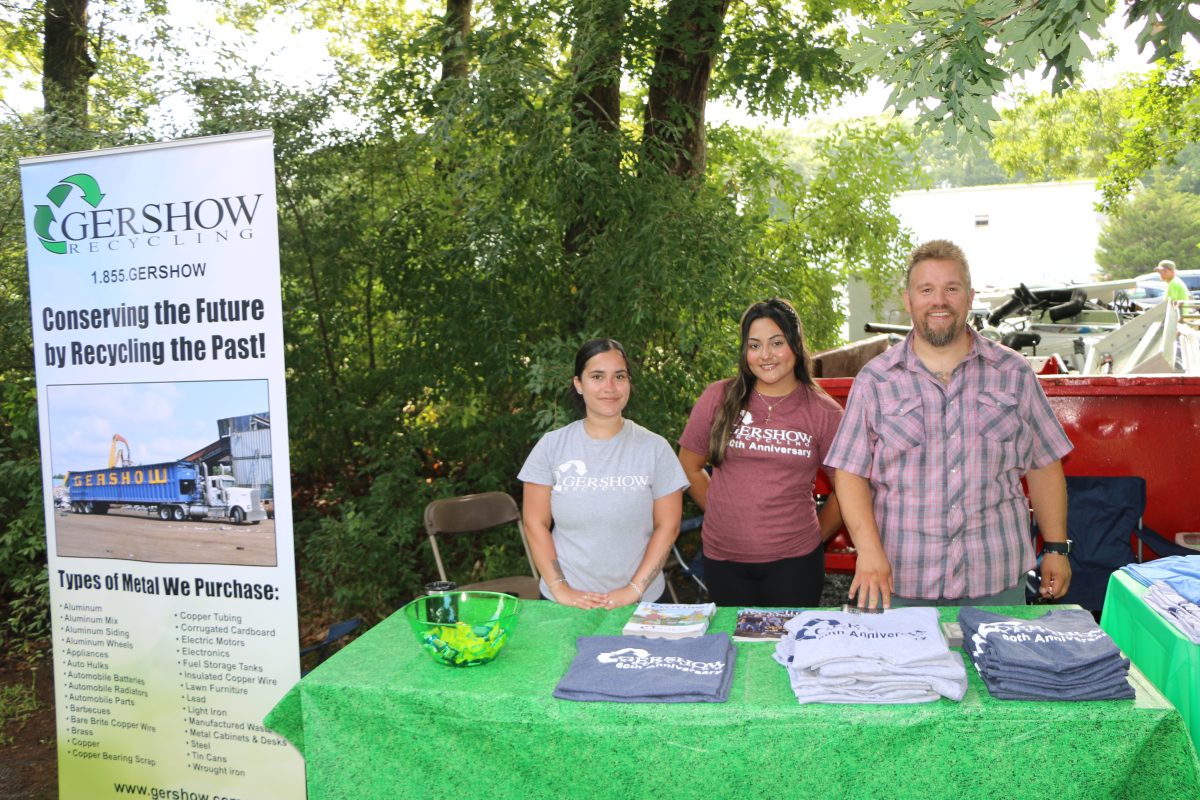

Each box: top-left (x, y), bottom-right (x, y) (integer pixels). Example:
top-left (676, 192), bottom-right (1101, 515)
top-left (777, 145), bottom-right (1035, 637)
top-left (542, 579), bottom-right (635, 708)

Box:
top-left (707, 299), bottom-right (822, 465)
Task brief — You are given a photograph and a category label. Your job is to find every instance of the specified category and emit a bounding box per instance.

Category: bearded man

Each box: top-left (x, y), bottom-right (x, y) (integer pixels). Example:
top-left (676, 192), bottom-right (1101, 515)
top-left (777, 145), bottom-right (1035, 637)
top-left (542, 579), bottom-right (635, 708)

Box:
top-left (825, 240), bottom-right (1073, 608)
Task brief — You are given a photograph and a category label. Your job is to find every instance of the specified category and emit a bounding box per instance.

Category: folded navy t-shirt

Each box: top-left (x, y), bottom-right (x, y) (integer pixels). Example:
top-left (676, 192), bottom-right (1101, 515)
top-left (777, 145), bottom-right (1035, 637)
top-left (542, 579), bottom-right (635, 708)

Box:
top-left (958, 608), bottom-right (1133, 701)
top-left (553, 634), bottom-right (735, 703)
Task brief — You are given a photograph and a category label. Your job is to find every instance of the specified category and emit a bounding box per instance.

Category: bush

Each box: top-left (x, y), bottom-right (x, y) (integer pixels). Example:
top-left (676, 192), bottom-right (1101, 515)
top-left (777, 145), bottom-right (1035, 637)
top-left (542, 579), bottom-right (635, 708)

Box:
top-left (0, 375), bottom-right (50, 650)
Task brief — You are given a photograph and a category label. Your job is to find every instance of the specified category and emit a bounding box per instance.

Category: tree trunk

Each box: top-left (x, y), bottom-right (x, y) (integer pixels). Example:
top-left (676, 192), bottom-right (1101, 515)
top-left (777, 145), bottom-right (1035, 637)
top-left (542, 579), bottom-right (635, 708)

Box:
top-left (563, 0), bottom-right (627, 256)
top-left (440, 0), bottom-right (472, 83)
top-left (43, 0), bottom-right (95, 149)
top-left (642, 0), bottom-right (730, 178)
top-left (569, 0), bottom-right (624, 137)
top-left (434, 0), bottom-right (471, 175)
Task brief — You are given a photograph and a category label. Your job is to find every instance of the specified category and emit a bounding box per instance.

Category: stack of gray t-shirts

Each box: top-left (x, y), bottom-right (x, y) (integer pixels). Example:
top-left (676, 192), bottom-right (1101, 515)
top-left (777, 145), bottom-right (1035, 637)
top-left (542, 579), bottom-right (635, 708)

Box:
top-left (1141, 582), bottom-right (1200, 642)
top-left (553, 634), bottom-right (735, 703)
top-left (958, 608), bottom-right (1134, 700)
top-left (772, 608), bottom-right (967, 704)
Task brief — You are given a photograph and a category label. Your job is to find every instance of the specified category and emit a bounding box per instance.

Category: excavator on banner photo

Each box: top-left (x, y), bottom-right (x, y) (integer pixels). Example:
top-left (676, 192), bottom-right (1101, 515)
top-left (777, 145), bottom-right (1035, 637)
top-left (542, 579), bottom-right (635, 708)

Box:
top-left (107, 434), bottom-right (132, 468)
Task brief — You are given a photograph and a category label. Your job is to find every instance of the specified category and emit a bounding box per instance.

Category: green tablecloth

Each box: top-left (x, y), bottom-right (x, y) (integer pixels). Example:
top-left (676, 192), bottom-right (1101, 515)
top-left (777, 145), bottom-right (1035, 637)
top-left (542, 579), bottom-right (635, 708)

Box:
top-left (1102, 570), bottom-right (1200, 750)
top-left (266, 603), bottom-right (1200, 800)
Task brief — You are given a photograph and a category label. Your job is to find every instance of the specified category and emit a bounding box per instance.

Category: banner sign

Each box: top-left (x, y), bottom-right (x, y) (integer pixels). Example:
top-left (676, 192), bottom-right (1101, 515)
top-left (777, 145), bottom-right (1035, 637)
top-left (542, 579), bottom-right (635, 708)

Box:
top-left (20, 131), bottom-right (305, 799)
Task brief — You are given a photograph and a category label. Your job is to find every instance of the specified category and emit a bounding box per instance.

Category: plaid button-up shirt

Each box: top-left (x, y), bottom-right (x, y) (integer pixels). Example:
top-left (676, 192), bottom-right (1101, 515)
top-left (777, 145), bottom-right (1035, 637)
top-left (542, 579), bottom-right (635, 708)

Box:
top-left (826, 330), bottom-right (1072, 600)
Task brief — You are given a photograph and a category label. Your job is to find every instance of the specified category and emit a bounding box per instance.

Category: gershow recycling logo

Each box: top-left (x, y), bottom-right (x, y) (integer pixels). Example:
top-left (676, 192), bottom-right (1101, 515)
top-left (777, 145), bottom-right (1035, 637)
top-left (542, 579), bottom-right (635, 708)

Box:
top-left (33, 173), bottom-right (104, 254)
top-left (29, 171), bottom-right (264, 256)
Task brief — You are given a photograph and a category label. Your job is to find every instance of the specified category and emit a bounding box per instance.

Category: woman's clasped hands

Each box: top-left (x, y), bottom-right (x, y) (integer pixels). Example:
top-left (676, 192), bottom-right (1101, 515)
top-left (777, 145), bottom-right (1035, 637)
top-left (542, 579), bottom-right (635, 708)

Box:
top-left (552, 582), bottom-right (643, 609)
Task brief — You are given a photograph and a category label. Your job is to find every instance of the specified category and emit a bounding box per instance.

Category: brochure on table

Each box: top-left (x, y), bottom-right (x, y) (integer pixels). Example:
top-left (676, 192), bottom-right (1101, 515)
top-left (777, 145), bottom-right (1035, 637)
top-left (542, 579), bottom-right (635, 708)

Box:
top-left (20, 131), bottom-right (304, 799)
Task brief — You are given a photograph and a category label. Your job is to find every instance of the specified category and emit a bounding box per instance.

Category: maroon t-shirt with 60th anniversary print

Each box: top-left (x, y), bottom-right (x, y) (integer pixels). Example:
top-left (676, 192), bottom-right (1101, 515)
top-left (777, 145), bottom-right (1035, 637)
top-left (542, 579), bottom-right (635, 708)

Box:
top-left (678, 379), bottom-right (843, 563)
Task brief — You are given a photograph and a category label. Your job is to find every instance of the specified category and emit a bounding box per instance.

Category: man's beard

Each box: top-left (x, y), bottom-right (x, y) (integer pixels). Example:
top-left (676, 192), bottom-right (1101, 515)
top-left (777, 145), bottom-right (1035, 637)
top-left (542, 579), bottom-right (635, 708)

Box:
top-left (919, 312), bottom-right (963, 347)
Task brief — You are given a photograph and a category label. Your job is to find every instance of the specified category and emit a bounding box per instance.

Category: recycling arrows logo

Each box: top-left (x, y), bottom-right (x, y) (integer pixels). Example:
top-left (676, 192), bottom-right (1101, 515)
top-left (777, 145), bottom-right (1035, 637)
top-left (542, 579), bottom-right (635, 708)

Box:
top-left (33, 173), bottom-right (106, 254)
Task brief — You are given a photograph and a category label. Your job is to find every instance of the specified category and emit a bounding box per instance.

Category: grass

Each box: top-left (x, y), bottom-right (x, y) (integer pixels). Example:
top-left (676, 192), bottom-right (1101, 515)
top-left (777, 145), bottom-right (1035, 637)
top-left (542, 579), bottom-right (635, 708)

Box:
top-left (0, 677), bottom-right (41, 745)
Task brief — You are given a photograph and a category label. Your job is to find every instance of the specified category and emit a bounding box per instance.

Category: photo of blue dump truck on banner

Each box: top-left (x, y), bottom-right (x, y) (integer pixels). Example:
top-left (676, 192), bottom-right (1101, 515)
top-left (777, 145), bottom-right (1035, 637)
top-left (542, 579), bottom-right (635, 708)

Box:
top-left (66, 460), bottom-right (265, 525)
top-left (48, 379), bottom-right (278, 566)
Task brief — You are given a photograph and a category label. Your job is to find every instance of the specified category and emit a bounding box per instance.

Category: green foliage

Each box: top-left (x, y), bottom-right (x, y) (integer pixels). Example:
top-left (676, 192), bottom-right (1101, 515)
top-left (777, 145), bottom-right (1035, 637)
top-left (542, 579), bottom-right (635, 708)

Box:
top-left (0, 117), bottom-right (50, 649)
top-left (1095, 178), bottom-right (1200, 278)
top-left (844, 0), bottom-right (1197, 142)
top-left (0, 373), bottom-right (49, 648)
top-left (1127, 0), bottom-right (1200, 62)
top-left (0, 1), bottom-right (178, 150)
top-left (1143, 142), bottom-right (1200, 195)
top-left (893, 58), bottom-right (1200, 209)
top-left (713, 0), bottom-right (865, 120)
top-left (789, 114), bottom-right (1008, 192)
top-left (990, 86), bottom-right (1130, 183)
top-left (907, 135), bottom-right (1006, 189)
top-left (1099, 58), bottom-right (1200, 209)
top-left (0, 2), bottom-right (42, 92)
top-left (0, 677), bottom-right (41, 745)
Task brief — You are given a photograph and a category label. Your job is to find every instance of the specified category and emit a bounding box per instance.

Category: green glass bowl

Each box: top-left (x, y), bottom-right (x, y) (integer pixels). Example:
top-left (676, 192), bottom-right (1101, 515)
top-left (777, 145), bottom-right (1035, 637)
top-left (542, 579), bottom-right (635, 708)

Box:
top-left (401, 591), bottom-right (521, 667)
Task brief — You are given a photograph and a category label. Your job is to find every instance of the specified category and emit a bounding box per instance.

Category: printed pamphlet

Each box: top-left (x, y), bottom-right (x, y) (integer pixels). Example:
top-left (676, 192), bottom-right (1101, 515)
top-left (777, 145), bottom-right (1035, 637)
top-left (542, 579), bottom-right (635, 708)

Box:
top-left (733, 608), bottom-right (806, 642)
top-left (622, 602), bottom-right (717, 639)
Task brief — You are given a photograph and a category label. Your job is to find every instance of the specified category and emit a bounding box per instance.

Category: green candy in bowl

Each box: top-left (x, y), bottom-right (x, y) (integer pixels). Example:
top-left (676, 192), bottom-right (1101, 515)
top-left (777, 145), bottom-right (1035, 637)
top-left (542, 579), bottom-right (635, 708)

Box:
top-left (401, 591), bottom-right (521, 667)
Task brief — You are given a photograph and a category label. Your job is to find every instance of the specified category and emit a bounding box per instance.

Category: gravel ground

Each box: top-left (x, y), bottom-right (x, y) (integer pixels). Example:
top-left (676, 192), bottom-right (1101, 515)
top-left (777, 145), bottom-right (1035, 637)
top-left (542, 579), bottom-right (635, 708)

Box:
top-left (819, 572), bottom-right (853, 607)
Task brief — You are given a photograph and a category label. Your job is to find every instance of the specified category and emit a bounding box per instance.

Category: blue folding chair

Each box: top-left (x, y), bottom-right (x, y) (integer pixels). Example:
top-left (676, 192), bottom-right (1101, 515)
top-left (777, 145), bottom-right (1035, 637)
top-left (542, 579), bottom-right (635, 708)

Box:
top-left (300, 618), bottom-right (362, 676)
top-left (1028, 476), bottom-right (1188, 616)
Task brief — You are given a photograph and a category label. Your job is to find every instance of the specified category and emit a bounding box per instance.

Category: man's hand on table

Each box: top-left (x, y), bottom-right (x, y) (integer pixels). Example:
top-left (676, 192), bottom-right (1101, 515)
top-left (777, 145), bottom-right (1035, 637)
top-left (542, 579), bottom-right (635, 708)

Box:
top-left (849, 548), bottom-right (894, 609)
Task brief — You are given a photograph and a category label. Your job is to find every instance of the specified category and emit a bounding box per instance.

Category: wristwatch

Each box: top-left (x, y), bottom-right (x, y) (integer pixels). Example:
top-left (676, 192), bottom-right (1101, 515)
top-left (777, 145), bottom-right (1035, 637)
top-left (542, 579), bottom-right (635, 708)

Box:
top-left (1042, 540), bottom-right (1073, 556)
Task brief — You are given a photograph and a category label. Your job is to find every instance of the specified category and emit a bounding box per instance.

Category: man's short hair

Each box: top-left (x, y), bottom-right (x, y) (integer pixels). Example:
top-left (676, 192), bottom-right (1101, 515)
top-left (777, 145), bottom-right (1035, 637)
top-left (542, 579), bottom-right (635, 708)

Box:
top-left (1156, 259), bottom-right (1177, 272)
top-left (907, 239), bottom-right (972, 289)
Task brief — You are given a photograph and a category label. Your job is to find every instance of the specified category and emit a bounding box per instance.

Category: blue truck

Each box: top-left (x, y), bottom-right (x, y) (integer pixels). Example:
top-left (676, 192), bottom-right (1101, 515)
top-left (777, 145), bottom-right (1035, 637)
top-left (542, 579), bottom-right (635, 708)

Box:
top-left (66, 460), bottom-right (266, 525)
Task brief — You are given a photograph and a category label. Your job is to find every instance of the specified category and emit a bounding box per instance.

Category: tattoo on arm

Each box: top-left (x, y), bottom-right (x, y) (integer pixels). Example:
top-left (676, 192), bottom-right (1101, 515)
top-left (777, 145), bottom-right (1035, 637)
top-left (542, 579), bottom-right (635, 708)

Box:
top-left (642, 554), bottom-right (668, 585)
top-left (551, 560), bottom-right (565, 581)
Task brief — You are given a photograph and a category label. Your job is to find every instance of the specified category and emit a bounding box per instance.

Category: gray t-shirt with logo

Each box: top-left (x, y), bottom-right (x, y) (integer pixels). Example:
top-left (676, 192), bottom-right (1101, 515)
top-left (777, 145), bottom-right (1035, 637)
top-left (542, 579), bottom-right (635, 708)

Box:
top-left (519, 419), bottom-right (689, 599)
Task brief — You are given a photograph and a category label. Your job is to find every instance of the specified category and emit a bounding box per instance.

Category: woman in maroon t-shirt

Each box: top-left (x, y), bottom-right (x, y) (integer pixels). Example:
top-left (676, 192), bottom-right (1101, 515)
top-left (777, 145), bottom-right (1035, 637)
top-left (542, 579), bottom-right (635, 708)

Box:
top-left (678, 298), bottom-right (845, 606)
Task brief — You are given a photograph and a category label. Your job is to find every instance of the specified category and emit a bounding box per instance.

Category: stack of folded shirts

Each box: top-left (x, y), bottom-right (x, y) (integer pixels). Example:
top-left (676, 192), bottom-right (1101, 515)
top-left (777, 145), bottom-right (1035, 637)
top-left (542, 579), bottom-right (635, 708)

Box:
top-left (1142, 582), bottom-right (1200, 643)
top-left (1123, 555), bottom-right (1200, 591)
top-left (1122, 557), bottom-right (1200, 642)
top-left (553, 634), bottom-right (735, 703)
top-left (958, 608), bottom-right (1134, 701)
top-left (772, 608), bottom-right (967, 704)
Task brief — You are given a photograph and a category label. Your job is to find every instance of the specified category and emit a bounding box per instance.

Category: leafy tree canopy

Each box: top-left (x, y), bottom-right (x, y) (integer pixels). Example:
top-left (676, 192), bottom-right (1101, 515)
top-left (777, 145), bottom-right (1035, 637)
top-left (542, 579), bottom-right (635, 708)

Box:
top-left (989, 83), bottom-right (1130, 183)
top-left (1099, 56), bottom-right (1200, 208)
top-left (844, 0), bottom-right (1200, 141)
top-left (1095, 176), bottom-right (1200, 278)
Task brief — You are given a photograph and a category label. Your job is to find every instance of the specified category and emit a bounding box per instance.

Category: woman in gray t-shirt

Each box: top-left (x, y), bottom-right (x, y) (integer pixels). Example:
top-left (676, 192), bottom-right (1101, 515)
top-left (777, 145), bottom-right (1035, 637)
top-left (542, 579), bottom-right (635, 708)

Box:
top-left (519, 339), bottom-right (689, 609)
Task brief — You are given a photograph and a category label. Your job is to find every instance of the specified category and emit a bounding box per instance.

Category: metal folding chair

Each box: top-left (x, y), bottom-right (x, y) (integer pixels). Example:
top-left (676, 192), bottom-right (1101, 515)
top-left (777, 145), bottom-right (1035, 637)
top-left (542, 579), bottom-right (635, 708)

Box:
top-left (664, 515), bottom-right (709, 603)
top-left (424, 492), bottom-right (541, 599)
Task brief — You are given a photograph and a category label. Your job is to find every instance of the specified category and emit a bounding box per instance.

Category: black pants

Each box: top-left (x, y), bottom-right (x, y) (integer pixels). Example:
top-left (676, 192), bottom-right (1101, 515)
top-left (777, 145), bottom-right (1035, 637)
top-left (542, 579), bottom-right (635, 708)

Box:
top-left (703, 548), bottom-right (825, 607)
